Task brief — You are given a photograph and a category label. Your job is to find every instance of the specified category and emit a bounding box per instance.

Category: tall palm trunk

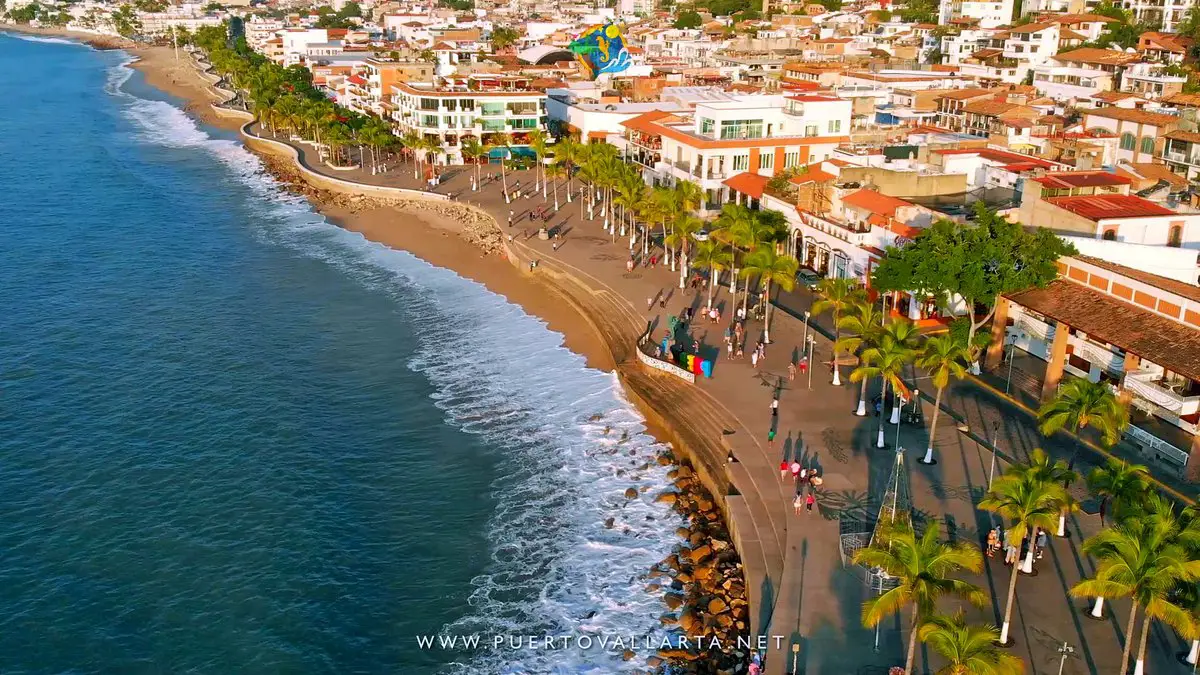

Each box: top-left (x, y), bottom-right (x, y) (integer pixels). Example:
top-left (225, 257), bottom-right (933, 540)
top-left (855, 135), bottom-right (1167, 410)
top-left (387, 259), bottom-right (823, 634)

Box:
top-left (763, 281), bottom-right (775, 343)
top-left (1118, 602), bottom-right (1139, 675)
top-left (678, 244), bottom-right (688, 289)
top-left (706, 271), bottom-right (717, 310)
top-left (923, 387), bottom-right (945, 463)
top-left (998, 554), bottom-right (1021, 645)
top-left (1133, 613), bottom-right (1153, 675)
top-left (877, 379), bottom-right (888, 448)
top-left (904, 604), bottom-right (920, 675)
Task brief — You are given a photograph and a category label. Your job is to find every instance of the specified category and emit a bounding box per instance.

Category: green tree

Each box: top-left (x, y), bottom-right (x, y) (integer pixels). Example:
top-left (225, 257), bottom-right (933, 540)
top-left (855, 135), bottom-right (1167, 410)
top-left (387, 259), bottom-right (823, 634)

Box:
top-left (739, 247), bottom-right (798, 343)
top-left (811, 278), bottom-right (865, 386)
top-left (664, 212), bottom-right (704, 286)
top-left (110, 4), bottom-right (142, 37)
top-left (871, 204), bottom-right (1073, 366)
top-left (915, 333), bottom-right (970, 465)
top-left (693, 239), bottom-right (733, 311)
top-left (674, 9), bottom-right (703, 28)
top-left (852, 520), bottom-right (987, 675)
top-left (852, 317), bottom-right (919, 448)
top-left (1087, 458), bottom-right (1152, 525)
top-left (1037, 378), bottom-right (1130, 475)
top-left (979, 467), bottom-right (1070, 646)
top-left (490, 25), bottom-right (521, 49)
top-left (1071, 507), bottom-right (1200, 675)
top-left (461, 136), bottom-right (486, 186)
top-left (837, 299), bottom-right (884, 417)
top-left (918, 611), bottom-right (1025, 675)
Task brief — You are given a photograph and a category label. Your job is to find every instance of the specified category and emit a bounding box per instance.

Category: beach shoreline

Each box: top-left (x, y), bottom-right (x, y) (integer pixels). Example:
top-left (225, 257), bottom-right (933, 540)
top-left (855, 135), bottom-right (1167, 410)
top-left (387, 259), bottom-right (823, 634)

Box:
top-left (54, 37), bottom-right (751, 670)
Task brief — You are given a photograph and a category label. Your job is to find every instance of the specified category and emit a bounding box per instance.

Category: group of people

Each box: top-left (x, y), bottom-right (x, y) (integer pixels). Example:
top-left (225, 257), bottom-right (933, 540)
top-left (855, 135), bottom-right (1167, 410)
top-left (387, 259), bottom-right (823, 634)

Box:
top-left (985, 524), bottom-right (1050, 565)
top-left (780, 459), bottom-right (821, 515)
top-left (724, 321), bottom-right (763, 365)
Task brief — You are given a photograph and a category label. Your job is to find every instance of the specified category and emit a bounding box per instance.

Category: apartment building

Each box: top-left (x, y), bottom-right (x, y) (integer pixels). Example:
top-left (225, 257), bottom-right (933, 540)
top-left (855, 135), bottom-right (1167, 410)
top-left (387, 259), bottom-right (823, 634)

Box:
top-left (1081, 106), bottom-right (1181, 163)
top-left (939, 0), bottom-right (1017, 28)
top-left (1125, 0), bottom-right (1194, 33)
top-left (389, 75), bottom-right (547, 165)
top-left (345, 58), bottom-right (435, 117)
top-left (1163, 130), bottom-right (1200, 180)
top-left (614, 94), bottom-right (851, 212)
top-left (1121, 63), bottom-right (1189, 100)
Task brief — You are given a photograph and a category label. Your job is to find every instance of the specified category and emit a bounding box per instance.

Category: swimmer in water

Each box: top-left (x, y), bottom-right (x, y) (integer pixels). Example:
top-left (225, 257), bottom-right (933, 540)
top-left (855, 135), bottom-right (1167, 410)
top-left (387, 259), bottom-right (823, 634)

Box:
top-left (603, 426), bottom-right (611, 435)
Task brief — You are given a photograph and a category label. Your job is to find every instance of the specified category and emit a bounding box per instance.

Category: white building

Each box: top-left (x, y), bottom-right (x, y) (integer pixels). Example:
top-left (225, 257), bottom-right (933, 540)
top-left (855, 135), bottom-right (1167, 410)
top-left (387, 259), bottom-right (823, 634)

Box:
top-left (940, 0), bottom-right (1017, 28)
top-left (390, 75), bottom-right (547, 165)
top-left (1124, 0), bottom-right (1194, 33)
top-left (611, 94), bottom-right (851, 212)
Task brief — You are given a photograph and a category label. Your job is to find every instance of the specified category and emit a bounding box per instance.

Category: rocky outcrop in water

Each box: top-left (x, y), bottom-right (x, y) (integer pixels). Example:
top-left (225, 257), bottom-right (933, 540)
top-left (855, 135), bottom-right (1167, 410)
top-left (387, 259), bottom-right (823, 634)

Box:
top-left (649, 452), bottom-right (749, 675)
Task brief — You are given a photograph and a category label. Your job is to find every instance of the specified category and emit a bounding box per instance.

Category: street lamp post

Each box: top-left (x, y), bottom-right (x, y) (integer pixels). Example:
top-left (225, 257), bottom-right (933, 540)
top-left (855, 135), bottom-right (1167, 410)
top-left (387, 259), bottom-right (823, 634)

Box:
top-left (988, 420), bottom-right (1000, 490)
top-left (807, 335), bottom-right (815, 390)
top-left (791, 643), bottom-right (800, 674)
top-left (1056, 641), bottom-right (1075, 675)
top-left (1004, 338), bottom-right (1017, 395)
top-left (802, 310), bottom-right (810, 345)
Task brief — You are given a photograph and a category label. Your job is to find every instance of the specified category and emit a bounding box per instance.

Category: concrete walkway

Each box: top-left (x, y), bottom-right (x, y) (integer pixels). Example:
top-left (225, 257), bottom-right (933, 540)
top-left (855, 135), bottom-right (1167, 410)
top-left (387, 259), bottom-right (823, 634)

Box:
top-left (240, 138), bottom-right (1197, 674)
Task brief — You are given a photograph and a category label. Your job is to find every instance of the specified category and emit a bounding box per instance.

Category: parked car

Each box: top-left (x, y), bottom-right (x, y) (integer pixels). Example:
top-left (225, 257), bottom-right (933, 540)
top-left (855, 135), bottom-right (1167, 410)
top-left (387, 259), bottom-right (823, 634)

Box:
top-left (796, 269), bottom-right (821, 287)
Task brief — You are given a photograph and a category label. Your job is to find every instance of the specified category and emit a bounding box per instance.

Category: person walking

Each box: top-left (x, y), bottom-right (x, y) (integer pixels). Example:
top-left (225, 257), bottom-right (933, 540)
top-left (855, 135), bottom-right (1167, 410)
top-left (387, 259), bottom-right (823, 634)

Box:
top-left (805, 492), bottom-right (815, 513)
top-left (986, 527), bottom-right (999, 558)
top-left (792, 494), bottom-right (804, 516)
top-left (750, 349), bottom-right (759, 369)
top-left (1035, 529), bottom-right (1049, 560)
top-left (799, 355), bottom-right (808, 376)
top-left (779, 459), bottom-right (789, 481)
top-left (770, 398), bottom-right (779, 418)
top-left (788, 362), bottom-right (796, 381)
top-left (767, 428), bottom-right (777, 449)
top-left (1003, 530), bottom-right (1020, 565)
top-left (789, 459), bottom-right (801, 481)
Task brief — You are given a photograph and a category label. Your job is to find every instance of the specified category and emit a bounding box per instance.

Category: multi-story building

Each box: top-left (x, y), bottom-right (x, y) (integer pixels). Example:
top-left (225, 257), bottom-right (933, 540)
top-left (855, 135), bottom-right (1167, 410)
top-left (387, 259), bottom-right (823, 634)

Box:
top-left (345, 58), bottom-right (436, 118)
top-left (1124, 0), bottom-right (1194, 33)
top-left (245, 16), bottom-right (284, 50)
top-left (1121, 63), bottom-right (1189, 100)
top-left (935, 88), bottom-right (1000, 131)
top-left (1081, 106), bottom-right (1181, 163)
top-left (613, 94), bottom-right (851, 212)
top-left (1162, 130), bottom-right (1200, 180)
top-left (988, 255), bottom-right (1200, 479)
top-left (1002, 22), bottom-right (1062, 83)
top-left (939, 0), bottom-right (1017, 28)
top-left (389, 75), bottom-right (547, 165)
top-left (136, 9), bottom-right (222, 37)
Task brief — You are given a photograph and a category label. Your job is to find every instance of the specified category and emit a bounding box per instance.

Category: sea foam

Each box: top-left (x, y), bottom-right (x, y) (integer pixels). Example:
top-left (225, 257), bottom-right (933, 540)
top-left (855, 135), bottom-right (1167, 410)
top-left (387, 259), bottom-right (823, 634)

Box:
top-left (110, 58), bottom-right (685, 674)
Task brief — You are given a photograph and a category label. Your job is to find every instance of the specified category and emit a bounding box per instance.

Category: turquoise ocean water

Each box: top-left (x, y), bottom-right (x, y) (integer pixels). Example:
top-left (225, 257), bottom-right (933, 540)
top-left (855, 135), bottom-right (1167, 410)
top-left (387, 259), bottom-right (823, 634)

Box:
top-left (0, 35), bottom-right (681, 674)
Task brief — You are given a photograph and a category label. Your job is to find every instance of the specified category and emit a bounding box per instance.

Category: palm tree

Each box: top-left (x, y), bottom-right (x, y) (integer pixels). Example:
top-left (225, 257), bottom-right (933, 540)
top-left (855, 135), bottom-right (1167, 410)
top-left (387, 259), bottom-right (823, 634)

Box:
top-left (852, 520), bottom-right (987, 675)
top-left (740, 247), bottom-right (798, 344)
top-left (615, 170), bottom-right (646, 239)
top-left (851, 323), bottom-right (915, 449)
top-left (460, 136), bottom-right (485, 187)
top-left (1038, 377), bottom-right (1129, 535)
top-left (918, 611), bottom-right (1025, 675)
top-left (1088, 458), bottom-right (1152, 526)
top-left (1071, 508), bottom-right (1200, 675)
top-left (915, 334), bottom-right (971, 465)
top-left (528, 129), bottom-right (549, 196)
top-left (401, 130), bottom-right (422, 179)
top-left (556, 136), bottom-right (582, 202)
top-left (1038, 378), bottom-right (1130, 474)
top-left (838, 300), bottom-right (885, 417)
top-left (665, 214), bottom-right (705, 289)
top-left (1008, 449), bottom-right (1077, 572)
top-left (978, 468), bottom-right (1070, 646)
top-left (545, 161), bottom-right (565, 210)
top-left (692, 239), bottom-right (732, 311)
top-left (811, 278), bottom-right (865, 386)
top-left (493, 135), bottom-right (512, 202)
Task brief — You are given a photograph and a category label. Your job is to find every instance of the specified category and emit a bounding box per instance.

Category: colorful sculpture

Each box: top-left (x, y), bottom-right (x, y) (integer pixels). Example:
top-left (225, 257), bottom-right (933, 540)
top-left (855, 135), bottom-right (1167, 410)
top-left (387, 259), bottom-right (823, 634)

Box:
top-left (568, 23), bottom-right (632, 80)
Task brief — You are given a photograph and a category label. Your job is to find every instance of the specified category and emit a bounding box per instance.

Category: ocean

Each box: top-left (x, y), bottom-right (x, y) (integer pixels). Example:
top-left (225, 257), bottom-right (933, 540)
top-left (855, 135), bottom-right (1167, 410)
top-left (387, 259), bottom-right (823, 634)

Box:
top-left (0, 34), bottom-right (682, 674)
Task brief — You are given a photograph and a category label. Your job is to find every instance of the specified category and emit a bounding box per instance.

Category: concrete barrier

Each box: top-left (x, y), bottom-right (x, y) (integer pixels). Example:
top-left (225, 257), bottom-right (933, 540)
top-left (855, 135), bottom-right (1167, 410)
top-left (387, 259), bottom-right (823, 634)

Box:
top-left (239, 122), bottom-right (448, 203)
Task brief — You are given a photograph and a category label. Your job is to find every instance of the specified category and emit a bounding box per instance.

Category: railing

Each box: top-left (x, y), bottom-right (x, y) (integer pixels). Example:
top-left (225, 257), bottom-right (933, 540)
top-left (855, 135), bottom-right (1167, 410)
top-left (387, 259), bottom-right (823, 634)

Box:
top-left (1124, 423), bottom-right (1190, 469)
top-left (1015, 314), bottom-right (1054, 341)
top-left (1069, 337), bottom-right (1123, 373)
top-left (1125, 370), bottom-right (1200, 415)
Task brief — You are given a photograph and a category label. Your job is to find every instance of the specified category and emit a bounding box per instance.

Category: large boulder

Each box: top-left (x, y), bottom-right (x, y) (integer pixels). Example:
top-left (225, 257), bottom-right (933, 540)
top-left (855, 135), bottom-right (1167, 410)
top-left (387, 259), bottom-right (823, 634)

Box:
top-left (624, 487), bottom-right (638, 500)
top-left (708, 597), bottom-right (729, 615)
top-left (663, 594), bottom-right (684, 610)
top-left (689, 544), bottom-right (712, 564)
top-left (655, 492), bottom-right (677, 504)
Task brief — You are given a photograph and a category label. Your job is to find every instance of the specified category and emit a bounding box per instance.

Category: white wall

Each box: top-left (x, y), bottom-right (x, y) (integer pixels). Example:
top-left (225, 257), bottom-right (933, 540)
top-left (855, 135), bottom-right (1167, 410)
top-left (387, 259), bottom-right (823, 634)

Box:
top-left (1064, 236), bottom-right (1200, 284)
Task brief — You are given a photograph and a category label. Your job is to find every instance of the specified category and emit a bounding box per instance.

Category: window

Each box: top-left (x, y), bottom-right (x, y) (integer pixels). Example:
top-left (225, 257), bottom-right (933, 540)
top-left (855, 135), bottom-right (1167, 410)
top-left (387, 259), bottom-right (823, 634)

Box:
top-left (720, 119), bottom-right (764, 140)
top-left (1140, 136), bottom-right (1155, 155)
top-left (805, 124), bottom-right (819, 136)
top-left (828, 120), bottom-right (842, 133)
top-left (1120, 132), bottom-right (1135, 150)
top-left (759, 153), bottom-right (774, 170)
top-left (1102, 229), bottom-right (1117, 240)
top-left (732, 154), bottom-right (749, 171)
top-left (1168, 225), bottom-right (1183, 247)
top-left (700, 117), bottom-right (714, 134)
top-left (419, 97), bottom-right (439, 111)
top-left (784, 151), bottom-right (800, 168)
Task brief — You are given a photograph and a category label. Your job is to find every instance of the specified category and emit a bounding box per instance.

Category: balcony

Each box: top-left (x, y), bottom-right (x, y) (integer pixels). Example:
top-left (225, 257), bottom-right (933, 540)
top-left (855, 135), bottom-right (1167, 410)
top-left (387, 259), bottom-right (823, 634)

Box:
top-left (1124, 369), bottom-right (1200, 416)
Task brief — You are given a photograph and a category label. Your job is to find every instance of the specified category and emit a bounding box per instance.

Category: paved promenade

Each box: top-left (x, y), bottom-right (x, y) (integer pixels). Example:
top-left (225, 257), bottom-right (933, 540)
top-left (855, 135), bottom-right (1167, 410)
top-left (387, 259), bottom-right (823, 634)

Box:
top-left (244, 139), bottom-right (1195, 674)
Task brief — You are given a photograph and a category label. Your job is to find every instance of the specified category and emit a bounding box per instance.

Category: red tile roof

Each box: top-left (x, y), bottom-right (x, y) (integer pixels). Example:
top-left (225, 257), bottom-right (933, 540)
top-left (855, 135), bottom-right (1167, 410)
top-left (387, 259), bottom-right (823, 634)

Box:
top-left (722, 172), bottom-right (770, 199)
top-left (1045, 194), bottom-right (1178, 220)
top-left (933, 147), bottom-right (1057, 168)
top-left (1030, 171), bottom-right (1131, 188)
top-left (841, 189), bottom-right (914, 217)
